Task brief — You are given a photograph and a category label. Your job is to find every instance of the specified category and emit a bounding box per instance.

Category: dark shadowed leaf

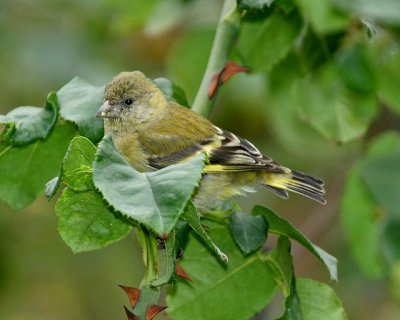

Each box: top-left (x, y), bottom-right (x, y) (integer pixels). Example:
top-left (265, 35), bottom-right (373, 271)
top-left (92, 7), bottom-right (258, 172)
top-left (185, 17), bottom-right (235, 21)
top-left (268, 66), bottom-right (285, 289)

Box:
top-left (0, 92), bottom-right (58, 146)
top-left (297, 279), bottom-right (348, 320)
top-left (382, 218), bottom-right (400, 264)
top-left (229, 211), bottom-right (268, 254)
top-left (167, 220), bottom-right (276, 320)
top-left (0, 123), bottom-right (76, 210)
top-left (335, 42), bottom-right (376, 94)
top-left (253, 205), bottom-right (337, 281)
top-left (92, 136), bottom-right (204, 236)
top-left (55, 188), bottom-right (132, 253)
top-left (57, 77), bottom-right (105, 143)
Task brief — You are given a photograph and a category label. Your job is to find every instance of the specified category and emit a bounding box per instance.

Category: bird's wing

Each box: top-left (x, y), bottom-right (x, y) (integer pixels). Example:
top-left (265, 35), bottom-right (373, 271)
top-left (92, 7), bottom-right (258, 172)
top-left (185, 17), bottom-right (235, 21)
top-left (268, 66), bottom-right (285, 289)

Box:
top-left (205, 126), bottom-right (286, 173)
top-left (146, 123), bottom-right (286, 174)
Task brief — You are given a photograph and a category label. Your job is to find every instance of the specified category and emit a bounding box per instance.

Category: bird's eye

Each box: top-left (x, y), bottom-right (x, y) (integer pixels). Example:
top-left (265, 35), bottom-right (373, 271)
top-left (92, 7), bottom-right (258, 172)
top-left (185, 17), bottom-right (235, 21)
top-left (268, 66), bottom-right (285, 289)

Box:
top-left (124, 98), bottom-right (134, 106)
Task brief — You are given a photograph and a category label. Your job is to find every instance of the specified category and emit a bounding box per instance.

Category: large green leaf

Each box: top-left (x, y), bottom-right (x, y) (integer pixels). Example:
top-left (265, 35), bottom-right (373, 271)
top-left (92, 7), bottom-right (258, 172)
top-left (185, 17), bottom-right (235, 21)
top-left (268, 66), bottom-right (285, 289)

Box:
top-left (295, 0), bottom-right (348, 34)
top-left (55, 188), bottom-right (132, 253)
top-left (0, 123), bottom-right (76, 210)
top-left (297, 279), bottom-right (348, 320)
top-left (294, 64), bottom-right (377, 143)
top-left (0, 92), bottom-right (58, 146)
top-left (92, 136), bottom-right (205, 236)
top-left (341, 132), bottom-right (400, 278)
top-left (57, 77), bottom-right (105, 143)
top-left (238, 10), bottom-right (302, 72)
top-left (253, 205), bottom-right (338, 281)
top-left (229, 211), bottom-right (268, 255)
top-left (340, 165), bottom-right (387, 278)
top-left (167, 220), bottom-right (277, 320)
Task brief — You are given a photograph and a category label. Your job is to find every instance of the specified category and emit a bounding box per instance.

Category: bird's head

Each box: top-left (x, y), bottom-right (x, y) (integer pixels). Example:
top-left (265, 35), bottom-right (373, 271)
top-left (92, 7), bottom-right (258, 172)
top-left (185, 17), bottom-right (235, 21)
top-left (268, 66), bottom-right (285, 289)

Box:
top-left (96, 71), bottom-right (167, 126)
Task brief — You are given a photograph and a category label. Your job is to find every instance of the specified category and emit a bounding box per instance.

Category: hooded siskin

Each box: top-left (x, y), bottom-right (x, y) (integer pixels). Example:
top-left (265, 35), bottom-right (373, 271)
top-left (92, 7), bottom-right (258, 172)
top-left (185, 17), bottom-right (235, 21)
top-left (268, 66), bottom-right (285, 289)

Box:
top-left (96, 71), bottom-right (326, 210)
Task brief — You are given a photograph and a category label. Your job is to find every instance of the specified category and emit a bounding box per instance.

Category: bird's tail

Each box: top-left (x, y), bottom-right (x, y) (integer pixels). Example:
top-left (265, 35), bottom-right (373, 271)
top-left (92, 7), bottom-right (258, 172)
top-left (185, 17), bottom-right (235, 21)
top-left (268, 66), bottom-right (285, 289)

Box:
top-left (262, 169), bottom-right (326, 204)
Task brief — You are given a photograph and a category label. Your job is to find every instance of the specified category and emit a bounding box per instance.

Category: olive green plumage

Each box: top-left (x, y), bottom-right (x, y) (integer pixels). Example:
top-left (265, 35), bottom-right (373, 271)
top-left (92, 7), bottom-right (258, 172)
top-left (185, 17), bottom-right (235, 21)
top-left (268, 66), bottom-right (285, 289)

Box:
top-left (97, 71), bottom-right (326, 210)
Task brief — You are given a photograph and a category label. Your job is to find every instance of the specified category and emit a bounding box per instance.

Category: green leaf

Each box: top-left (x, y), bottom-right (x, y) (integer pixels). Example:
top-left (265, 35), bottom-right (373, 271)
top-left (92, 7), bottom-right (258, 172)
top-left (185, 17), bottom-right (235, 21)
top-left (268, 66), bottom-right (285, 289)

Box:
top-left (266, 236), bottom-right (293, 296)
top-left (295, 0), bottom-right (348, 34)
top-left (238, 10), bottom-right (302, 72)
top-left (92, 136), bottom-right (205, 236)
top-left (229, 211), bottom-right (268, 255)
top-left (360, 147), bottom-right (400, 214)
top-left (335, 42), bottom-right (376, 94)
top-left (57, 77), bottom-right (105, 143)
top-left (55, 188), bottom-right (132, 253)
top-left (182, 202), bottom-right (228, 263)
top-left (0, 92), bottom-right (58, 146)
top-left (340, 164), bottom-right (387, 278)
top-left (0, 123), bottom-right (76, 210)
top-left (238, 0), bottom-right (275, 10)
top-left (153, 77), bottom-right (189, 107)
top-left (278, 277), bottom-right (302, 320)
top-left (253, 205), bottom-right (338, 281)
top-left (167, 220), bottom-right (277, 320)
top-left (375, 48), bottom-right (400, 115)
top-left (62, 136), bottom-right (97, 191)
top-left (265, 237), bottom-right (302, 320)
top-left (332, 0), bottom-right (400, 26)
top-left (45, 176), bottom-right (61, 200)
top-left (294, 64), bottom-right (377, 143)
top-left (297, 279), bottom-right (348, 320)
top-left (382, 218), bottom-right (400, 264)
top-left (341, 132), bottom-right (400, 278)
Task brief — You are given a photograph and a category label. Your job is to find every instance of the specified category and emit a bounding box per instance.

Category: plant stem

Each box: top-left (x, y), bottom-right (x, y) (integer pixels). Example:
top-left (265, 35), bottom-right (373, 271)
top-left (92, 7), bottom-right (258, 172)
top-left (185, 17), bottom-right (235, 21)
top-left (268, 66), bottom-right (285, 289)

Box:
top-left (136, 226), bottom-right (159, 286)
top-left (191, 0), bottom-right (241, 117)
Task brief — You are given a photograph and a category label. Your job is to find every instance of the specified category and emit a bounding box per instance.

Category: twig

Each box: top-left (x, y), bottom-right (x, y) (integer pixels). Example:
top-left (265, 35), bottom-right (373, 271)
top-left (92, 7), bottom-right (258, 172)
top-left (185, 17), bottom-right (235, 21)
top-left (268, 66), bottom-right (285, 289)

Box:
top-left (191, 0), bottom-right (241, 117)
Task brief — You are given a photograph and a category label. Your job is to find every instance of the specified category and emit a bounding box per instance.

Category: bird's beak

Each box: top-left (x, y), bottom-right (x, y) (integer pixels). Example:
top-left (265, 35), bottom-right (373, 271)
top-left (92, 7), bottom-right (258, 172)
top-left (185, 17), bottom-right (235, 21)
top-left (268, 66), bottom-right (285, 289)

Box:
top-left (96, 100), bottom-right (112, 118)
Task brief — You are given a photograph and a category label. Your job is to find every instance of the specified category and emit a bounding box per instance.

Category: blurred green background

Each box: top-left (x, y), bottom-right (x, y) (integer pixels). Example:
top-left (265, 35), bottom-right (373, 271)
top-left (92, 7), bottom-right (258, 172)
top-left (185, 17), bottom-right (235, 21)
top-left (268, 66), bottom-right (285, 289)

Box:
top-left (1, 0), bottom-right (399, 319)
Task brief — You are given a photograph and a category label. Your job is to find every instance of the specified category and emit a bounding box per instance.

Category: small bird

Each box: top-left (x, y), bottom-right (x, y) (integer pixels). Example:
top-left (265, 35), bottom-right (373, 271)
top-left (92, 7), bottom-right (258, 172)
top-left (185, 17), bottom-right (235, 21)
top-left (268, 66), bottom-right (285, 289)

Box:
top-left (96, 71), bottom-right (326, 211)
